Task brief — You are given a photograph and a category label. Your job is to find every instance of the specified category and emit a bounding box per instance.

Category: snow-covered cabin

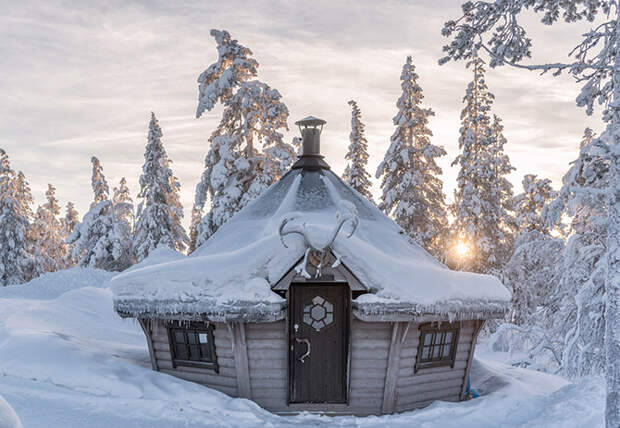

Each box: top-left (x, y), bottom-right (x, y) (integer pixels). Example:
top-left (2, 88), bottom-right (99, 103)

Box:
top-left (112, 117), bottom-right (510, 415)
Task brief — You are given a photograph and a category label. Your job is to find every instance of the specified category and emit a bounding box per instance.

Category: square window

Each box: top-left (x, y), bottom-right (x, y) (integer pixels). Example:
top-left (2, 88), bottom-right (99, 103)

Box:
top-left (416, 324), bottom-right (459, 372)
top-left (168, 322), bottom-right (218, 372)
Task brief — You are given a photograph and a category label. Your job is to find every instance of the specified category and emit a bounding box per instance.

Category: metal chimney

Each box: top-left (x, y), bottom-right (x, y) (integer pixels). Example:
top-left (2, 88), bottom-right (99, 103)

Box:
top-left (292, 116), bottom-right (331, 170)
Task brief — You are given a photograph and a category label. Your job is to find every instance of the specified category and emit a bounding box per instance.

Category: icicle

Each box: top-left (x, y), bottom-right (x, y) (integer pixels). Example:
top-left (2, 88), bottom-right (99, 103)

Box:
top-left (331, 250), bottom-right (342, 268)
top-left (294, 248), bottom-right (312, 279)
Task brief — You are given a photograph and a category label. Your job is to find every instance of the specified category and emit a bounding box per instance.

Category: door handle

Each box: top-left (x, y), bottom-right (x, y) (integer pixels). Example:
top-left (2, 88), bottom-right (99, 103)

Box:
top-left (295, 338), bottom-right (311, 363)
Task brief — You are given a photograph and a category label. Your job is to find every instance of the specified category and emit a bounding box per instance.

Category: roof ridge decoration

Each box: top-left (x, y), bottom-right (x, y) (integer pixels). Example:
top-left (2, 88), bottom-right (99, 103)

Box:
top-left (278, 200), bottom-right (359, 279)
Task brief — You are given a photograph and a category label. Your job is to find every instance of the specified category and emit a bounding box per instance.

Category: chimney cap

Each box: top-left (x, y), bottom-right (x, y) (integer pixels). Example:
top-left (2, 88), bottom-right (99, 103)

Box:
top-left (295, 116), bottom-right (327, 127)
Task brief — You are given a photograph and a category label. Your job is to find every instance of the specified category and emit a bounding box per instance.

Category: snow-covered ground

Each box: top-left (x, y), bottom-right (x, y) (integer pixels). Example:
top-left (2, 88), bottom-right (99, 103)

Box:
top-left (0, 269), bottom-right (604, 427)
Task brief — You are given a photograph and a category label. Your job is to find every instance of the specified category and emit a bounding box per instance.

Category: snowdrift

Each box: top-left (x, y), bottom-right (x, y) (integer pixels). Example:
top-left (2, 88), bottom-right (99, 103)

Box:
top-left (0, 268), bottom-right (604, 427)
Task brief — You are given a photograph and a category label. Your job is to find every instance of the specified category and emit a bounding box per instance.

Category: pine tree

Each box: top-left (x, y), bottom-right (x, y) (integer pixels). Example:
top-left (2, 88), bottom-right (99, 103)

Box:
top-left (187, 203), bottom-right (203, 254)
top-left (376, 56), bottom-right (448, 257)
top-left (451, 56), bottom-right (514, 273)
top-left (0, 150), bottom-right (31, 285)
top-left (541, 128), bottom-right (610, 378)
top-left (112, 177), bottom-right (134, 270)
top-left (68, 157), bottom-right (125, 270)
top-left (133, 113), bottom-right (188, 261)
top-left (29, 184), bottom-right (67, 274)
top-left (343, 100), bottom-right (373, 201)
top-left (442, 5), bottom-right (620, 422)
top-left (60, 201), bottom-right (79, 267)
top-left (194, 30), bottom-right (294, 247)
top-left (504, 175), bottom-right (563, 325)
top-left (15, 171), bottom-right (34, 222)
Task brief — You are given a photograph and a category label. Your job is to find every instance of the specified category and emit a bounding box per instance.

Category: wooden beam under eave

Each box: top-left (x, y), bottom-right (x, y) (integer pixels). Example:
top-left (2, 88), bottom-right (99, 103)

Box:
top-left (138, 318), bottom-right (159, 371)
top-left (460, 319), bottom-right (484, 399)
top-left (382, 321), bottom-right (406, 414)
top-left (229, 322), bottom-right (252, 399)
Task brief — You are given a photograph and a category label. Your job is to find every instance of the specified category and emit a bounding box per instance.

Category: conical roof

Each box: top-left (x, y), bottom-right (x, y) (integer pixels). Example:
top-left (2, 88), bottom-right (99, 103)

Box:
top-left (112, 168), bottom-right (510, 320)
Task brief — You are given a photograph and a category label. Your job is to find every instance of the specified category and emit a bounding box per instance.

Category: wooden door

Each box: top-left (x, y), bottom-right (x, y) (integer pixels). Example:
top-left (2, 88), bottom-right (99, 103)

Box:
top-left (289, 283), bottom-right (349, 403)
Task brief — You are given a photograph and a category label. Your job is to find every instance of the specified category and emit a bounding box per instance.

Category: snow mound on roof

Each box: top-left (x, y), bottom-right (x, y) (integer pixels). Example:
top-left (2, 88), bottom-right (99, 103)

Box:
top-left (125, 245), bottom-right (186, 273)
top-left (112, 169), bottom-right (510, 317)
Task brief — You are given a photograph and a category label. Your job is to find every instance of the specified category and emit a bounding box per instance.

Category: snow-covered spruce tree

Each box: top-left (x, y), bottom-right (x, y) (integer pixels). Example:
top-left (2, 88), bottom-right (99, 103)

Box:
top-left (112, 177), bottom-right (134, 270)
top-left (450, 56), bottom-right (514, 274)
top-left (133, 113), bottom-right (188, 261)
top-left (442, 5), bottom-right (620, 424)
top-left (343, 100), bottom-right (373, 201)
top-left (68, 157), bottom-right (126, 271)
top-left (540, 128), bottom-right (610, 379)
top-left (187, 203), bottom-right (203, 254)
top-left (0, 150), bottom-right (31, 285)
top-left (194, 30), bottom-right (293, 247)
top-left (60, 201), bottom-right (79, 267)
top-left (376, 56), bottom-right (448, 257)
top-left (504, 175), bottom-right (563, 325)
top-left (29, 184), bottom-right (68, 274)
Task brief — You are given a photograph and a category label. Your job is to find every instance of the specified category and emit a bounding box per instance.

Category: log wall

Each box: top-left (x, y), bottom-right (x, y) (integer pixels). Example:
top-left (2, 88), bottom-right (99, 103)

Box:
top-left (140, 318), bottom-right (480, 415)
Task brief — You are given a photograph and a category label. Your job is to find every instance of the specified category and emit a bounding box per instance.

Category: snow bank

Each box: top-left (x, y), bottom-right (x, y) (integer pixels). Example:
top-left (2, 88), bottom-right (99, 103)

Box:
top-left (0, 269), bottom-right (603, 427)
top-left (112, 169), bottom-right (510, 318)
top-left (0, 268), bottom-right (114, 300)
top-left (0, 396), bottom-right (22, 428)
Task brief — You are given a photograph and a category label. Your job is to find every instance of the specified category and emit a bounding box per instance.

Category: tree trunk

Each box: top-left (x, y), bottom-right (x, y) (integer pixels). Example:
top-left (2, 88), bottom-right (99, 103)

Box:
top-left (605, 12), bottom-right (620, 428)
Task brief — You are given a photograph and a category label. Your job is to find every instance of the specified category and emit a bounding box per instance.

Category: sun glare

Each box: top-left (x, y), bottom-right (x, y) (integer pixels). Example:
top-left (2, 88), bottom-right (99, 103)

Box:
top-left (455, 242), bottom-right (469, 257)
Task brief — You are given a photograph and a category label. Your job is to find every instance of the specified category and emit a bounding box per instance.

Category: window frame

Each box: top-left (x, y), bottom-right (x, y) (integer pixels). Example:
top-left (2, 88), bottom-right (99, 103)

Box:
top-left (167, 321), bottom-right (219, 372)
top-left (414, 322), bottom-right (460, 373)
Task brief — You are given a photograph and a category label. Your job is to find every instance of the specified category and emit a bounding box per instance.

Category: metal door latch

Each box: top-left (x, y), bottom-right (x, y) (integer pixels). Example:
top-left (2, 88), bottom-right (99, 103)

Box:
top-left (295, 338), bottom-right (311, 363)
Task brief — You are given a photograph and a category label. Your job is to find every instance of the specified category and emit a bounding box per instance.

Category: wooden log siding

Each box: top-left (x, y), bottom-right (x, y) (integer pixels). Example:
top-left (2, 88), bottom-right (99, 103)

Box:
top-left (140, 318), bottom-right (481, 415)
top-left (395, 320), bottom-right (476, 412)
top-left (149, 319), bottom-right (239, 397)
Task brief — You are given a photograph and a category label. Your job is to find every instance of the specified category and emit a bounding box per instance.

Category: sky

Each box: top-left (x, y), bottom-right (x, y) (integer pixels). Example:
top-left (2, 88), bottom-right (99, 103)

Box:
top-left (0, 0), bottom-right (603, 227)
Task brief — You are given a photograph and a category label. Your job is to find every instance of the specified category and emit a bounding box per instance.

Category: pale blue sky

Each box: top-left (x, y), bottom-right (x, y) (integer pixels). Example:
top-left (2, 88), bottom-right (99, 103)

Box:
top-left (0, 0), bottom-right (601, 225)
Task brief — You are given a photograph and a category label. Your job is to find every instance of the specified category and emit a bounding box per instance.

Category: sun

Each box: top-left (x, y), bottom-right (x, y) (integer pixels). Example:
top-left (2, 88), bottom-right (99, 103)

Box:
top-left (455, 242), bottom-right (469, 257)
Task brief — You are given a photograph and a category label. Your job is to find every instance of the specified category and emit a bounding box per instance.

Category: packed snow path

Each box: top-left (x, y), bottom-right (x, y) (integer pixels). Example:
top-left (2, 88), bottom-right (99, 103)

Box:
top-left (0, 269), bottom-right (604, 427)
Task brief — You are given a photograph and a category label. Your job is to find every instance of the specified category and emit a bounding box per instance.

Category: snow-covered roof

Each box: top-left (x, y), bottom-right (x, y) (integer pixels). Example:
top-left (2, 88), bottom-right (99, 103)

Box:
top-left (112, 168), bottom-right (510, 320)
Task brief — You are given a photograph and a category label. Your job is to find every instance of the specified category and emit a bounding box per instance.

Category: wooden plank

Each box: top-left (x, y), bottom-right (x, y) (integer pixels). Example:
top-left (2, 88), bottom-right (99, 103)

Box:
top-left (228, 322), bottom-right (252, 399)
top-left (397, 368), bottom-right (465, 386)
top-left (248, 358), bottom-right (287, 369)
top-left (350, 358), bottom-right (390, 369)
top-left (249, 368), bottom-right (287, 380)
top-left (159, 369), bottom-right (239, 388)
top-left (351, 320), bottom-right (391, 330)
top-left (202, 384), bottom-right (238, 397)
top-left (351, 339), bottom-right (391, 349)
top-left (398, 377), bottom-right (464, 397)
top-left (407, 360), bottom-right (468, 375)
top-left (245, 340), bottom-right (287, 351)
top-left (350, 367), bottom-right (388, 379)
top-left (160, 363), bottom-right (236, 378)
top-left (154, 349), bottom-right (171, 361)
top-left (138, 319), bottom-right (159, 371)
top-left (460, 319), bottom-right (484, 399)
top-left (382, 322), bottom-right (404, 414)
